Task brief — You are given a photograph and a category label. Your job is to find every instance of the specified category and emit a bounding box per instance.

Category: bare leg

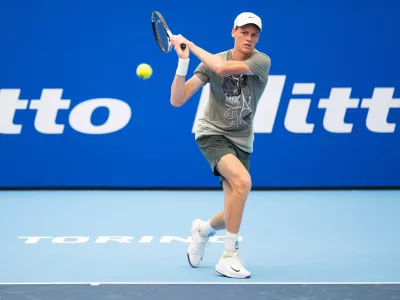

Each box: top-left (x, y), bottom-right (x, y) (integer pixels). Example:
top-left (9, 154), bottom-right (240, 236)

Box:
top-left (209, 211), bottom-right (225, 230)
top-left (208, 179), bottom-right (233, 230)
top-left (216, 154), bottom-right (251, 234)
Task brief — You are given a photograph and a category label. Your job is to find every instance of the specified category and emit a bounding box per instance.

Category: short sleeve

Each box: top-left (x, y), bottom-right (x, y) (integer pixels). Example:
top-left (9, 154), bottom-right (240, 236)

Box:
top-left (194, 62), bottom-right (210, 85)
top-left (244, 52), bottom-right (271, 84)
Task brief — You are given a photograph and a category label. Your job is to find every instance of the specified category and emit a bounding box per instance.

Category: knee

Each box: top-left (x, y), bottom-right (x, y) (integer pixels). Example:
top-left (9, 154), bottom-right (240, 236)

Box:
top-left (232, 173), bottom-right (252, 195)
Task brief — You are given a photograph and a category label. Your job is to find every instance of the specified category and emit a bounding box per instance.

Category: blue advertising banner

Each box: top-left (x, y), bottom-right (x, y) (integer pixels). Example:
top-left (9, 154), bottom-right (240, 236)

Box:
top-left (0, 0), bottom-right (399, 188)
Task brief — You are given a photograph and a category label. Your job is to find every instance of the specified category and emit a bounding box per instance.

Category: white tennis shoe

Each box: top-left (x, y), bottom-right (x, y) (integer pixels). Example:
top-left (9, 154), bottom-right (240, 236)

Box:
top-left (215, 251), bottom-right (251, 279)
top-left (187, 219), bottom-right (210, 267)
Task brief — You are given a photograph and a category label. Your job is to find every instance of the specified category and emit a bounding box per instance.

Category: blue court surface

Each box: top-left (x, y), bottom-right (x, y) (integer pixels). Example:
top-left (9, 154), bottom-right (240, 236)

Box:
top-left (0, 190), bottom-right (399, 299)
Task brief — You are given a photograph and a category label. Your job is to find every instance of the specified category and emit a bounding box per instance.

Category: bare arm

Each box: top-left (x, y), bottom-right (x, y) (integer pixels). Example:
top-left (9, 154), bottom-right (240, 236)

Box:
top-left (170, 34), bottom-right (254, 78)
top-left (188, 42), bottom-right (254, 76)
top-left (170, 74), bottom-right (204, 107)
top-left (169, 35), bottom-right (206, 107)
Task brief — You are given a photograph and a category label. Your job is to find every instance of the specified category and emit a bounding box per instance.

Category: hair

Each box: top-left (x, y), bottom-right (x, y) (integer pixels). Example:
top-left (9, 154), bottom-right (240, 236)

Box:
top-left (234, 24), bottom-right (261, 33)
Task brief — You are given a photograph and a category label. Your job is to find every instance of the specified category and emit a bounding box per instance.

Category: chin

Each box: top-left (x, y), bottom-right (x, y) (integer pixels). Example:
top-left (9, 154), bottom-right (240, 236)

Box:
top-left (241, 47), bottom-right (253, 54)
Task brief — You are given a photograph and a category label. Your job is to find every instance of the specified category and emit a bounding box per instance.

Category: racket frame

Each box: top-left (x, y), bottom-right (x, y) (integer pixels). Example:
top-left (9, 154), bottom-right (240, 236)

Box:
top-left (151, 11), bottom-right (186, 53)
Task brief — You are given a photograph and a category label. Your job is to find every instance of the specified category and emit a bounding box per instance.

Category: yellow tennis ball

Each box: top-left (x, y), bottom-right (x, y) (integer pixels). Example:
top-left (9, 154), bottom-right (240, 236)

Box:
top-left (136, 63), bottom-right (153, 79)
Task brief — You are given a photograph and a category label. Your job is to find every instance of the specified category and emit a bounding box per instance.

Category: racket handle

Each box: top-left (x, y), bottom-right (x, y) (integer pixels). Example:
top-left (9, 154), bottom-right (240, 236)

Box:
top-left (181, 44), bottom-right (186, 50)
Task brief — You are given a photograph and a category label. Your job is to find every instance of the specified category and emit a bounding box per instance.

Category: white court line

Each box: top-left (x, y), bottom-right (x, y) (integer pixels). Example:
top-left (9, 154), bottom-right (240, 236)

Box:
top-left (0, 282), bottom-right (399, 285)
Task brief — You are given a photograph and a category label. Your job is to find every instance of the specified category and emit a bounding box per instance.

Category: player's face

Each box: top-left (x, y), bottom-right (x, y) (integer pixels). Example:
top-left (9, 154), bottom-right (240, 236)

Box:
top-left (232, 24), bottom-right (260, 54)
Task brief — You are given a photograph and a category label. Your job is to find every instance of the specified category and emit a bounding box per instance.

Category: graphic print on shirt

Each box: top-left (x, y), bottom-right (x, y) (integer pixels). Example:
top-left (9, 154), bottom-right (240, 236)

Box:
top-left (221, 75), bottom-right (252, 129)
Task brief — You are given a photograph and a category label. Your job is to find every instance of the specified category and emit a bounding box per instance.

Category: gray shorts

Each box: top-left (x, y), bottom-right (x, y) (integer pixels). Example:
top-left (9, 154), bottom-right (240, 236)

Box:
top-left (195, 135), bottom-right (250, 184)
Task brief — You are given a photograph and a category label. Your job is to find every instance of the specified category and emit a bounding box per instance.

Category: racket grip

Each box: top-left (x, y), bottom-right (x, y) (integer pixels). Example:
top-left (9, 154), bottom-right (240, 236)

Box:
top-left (180, 44), bottom-right (186, 50)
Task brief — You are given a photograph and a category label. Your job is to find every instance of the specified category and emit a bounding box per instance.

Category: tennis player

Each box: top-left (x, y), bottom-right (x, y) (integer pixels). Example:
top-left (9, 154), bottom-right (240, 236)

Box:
top-left (169, 12), bottom-right (271, 279)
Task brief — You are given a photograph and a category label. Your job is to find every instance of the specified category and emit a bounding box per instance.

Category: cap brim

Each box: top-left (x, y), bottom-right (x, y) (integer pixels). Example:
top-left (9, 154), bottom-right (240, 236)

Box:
top-left (236, 22), bottom-right (262, 31)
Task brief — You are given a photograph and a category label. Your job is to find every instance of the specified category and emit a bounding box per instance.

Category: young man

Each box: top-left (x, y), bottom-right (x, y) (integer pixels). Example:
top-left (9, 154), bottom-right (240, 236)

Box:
top-left (169, 12), bottom-right (271, 279)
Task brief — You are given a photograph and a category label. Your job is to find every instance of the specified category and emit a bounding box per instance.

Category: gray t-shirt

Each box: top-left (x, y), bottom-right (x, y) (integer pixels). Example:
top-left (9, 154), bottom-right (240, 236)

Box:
top-left (193, 49), bottom-right (271, 153)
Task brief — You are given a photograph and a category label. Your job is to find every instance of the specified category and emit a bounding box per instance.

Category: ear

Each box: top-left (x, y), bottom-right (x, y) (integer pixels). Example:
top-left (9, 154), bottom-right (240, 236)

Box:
top-left (231, 27), bottom-right (237, 38)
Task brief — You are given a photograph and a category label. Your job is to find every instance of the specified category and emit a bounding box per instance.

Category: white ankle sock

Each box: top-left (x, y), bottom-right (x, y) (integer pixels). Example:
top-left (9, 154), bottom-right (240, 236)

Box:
top-left (225, 231), bottom-right (239, 252)
top-left (199, 220), bottom-right (216, 238)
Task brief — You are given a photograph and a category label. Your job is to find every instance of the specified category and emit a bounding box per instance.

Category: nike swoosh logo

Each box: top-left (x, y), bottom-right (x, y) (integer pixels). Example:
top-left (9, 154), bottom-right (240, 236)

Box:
top-left (231, 266), bottom-right (240, 272)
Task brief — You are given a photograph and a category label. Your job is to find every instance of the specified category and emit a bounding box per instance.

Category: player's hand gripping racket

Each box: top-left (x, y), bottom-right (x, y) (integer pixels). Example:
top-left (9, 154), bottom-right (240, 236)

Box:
top-left (151, 11), bottom-right (186, 53)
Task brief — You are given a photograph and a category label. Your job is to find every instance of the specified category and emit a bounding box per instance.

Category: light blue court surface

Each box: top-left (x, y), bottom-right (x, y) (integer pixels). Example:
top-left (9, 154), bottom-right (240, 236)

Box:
top-left (0, 190), bottom-right (399, 299)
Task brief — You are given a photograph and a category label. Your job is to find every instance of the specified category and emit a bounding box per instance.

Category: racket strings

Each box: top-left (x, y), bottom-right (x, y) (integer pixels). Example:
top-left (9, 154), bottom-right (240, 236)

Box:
top-left (153, 17), bottom-right (170, 52)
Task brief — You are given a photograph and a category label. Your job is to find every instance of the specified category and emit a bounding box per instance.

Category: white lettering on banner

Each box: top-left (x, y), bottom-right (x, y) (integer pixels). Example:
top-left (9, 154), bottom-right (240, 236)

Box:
top-left (69, 99), bottom-right (131, 134)
top-left (52, 236), bottom-right (90, 244)
top-left (139, 236), bottom-right (154, 243)
top-left (318, 88), bottom-right (360, 133)
top-left (361, 88), bottom-right (400, 133)
top-left (18, 236), bottom-right (53, 244)
top-left (29, 89), bottom-right (71, 134)
top-left (159, 236), bottom-right (191, 244)
top-left (0, 89), bottom-right (29, 134)
top-left (17, 236), bottom-right (243, 244)
top-left (192, 75), bottom-right (400, 133)
top-left (95, 236), bottom-right (134, 243)
top-left (0, 89), bottom-right (131, 134)
top-left (285, 83), bottom-right (315, 133)
top-left (254, 76), bottom-right (286, 133)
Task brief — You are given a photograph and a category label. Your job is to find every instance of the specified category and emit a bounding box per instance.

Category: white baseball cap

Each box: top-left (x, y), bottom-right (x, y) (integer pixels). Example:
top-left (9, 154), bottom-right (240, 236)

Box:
top-left (234, 12), bottom-right (262, 31)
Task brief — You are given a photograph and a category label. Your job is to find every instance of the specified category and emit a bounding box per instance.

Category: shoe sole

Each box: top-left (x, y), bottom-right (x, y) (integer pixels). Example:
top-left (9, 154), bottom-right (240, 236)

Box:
top-left (215, 265), bottom-right (251, 279)
top-left (187, 252), bottom-right (198, 268)
top-left (187, 219), bottom-right (203, 268)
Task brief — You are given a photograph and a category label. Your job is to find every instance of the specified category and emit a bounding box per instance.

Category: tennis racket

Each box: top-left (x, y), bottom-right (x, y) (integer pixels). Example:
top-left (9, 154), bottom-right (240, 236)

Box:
top-left (151, 11), bottom-right (186, 53)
